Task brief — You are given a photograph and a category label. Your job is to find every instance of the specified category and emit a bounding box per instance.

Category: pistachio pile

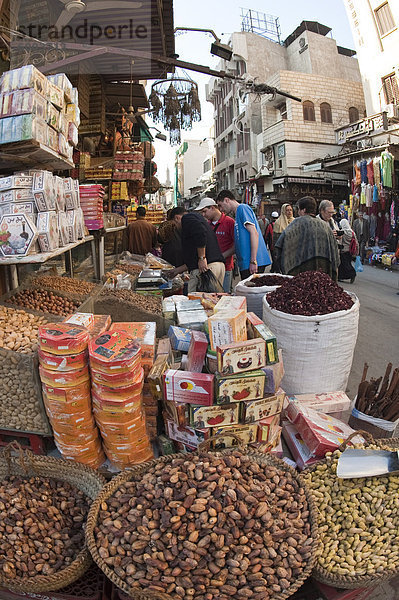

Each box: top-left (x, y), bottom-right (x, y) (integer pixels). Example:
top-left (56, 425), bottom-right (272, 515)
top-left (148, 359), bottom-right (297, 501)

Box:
top-left (95, 452), bottom-right (315, 600)
top-left (302, 447), bottom-right (399, 577)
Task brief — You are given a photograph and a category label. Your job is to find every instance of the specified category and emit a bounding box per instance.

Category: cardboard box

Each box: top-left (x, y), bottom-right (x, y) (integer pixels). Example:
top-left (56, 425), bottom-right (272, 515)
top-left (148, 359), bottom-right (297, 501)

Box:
top-left (156, 337), bottom-right (173, 361)
top-left (240, 389), bottom-right (285, 424)
top-left (148, 355), bottom-right (170, 401)
top-left (0, 189), bottom-right (34, 203)
top-left (168, 325), bottom-right (192, 352)
top-left (217, 339), bottom-right (266, 374)
top-left (287, 391), bottom-right (352, 421)
top-left (164, 369), bottom-right (214, 406)
top-left (282, 421), bottom-right (320, 471)
top-left (58, 211), bottom-right (69, 247)
top-left (0, 213), bottom-right (38, 257)
top-left (0, 201), bottom-right (36, 219)
top-left (0, 175), bottom-right (33, 191)
top-left (212, 424), bottom-right (258, 448)
top-left (165, 419), bottom-right (209, 448)
top-left (215, 370), bottom-right (266, 404)
top-left (36, 210), bottom-right (59, 252)
top-left (214, 296), bottom-right (247, 313)
top-left (162, 401), bottom-right (188, 427)
top-left (251, 323), bottom-right (278, 364)
top-left (257, 414), bottom-right (281, 442)
top-left (177, 308), bottom-right (208, 330)
top-left (33, 171), bottom-right (56, 212)
top-left (208, 309), bottom-right (247, 351)
top-left (190, 402), bottom-right (240, 429)
top-left (186, 331), bottom-right (208, 373)
top-left (109, 322), bottom-right (156, 365)
top-left (262, 349), bottom-right (284, 393)
top-left (0, 65), bottom-right (47, 96)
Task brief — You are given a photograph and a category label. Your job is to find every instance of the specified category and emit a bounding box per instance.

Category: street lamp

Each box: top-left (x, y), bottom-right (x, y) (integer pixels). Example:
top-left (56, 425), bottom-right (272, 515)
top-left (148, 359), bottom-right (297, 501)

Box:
top-left (174, 27), bottom-right (233, 62)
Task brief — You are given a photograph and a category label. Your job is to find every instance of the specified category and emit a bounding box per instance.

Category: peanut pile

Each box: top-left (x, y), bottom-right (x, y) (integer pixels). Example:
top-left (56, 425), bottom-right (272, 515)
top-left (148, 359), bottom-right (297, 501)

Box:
top-left (95, 452), bottom-right (314, 600)
top-left (33, 275), bottom-right (97, 297)
top-left (99, 289), bottom-right (162, 315)
top-left (0, 476), bottom-right (89, 579)
top-left (302, 448), bottom-right (399, 577)
top-left (0, 307), bottom-right (47, 353)
top-left (6, 290), bottom-right (80, 317)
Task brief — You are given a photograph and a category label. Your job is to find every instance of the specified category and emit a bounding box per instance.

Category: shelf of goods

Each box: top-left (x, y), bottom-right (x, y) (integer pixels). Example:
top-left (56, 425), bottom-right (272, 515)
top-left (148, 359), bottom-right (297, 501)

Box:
top-left (127, 203), bottom-right (164, 225)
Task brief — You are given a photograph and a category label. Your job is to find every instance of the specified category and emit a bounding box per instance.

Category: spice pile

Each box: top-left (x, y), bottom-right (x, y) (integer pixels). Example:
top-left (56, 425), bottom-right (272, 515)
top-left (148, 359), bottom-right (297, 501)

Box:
top-left (245, 275), bottom-right (288, 288)
top-left (6, 290), bottom-right (80, 316)
top-left (95, 451), bottom-right (315, 599)
top-left (33, 275), bottom-right (97, 298)
top-left (267, 272), bottom-right (354, 316)
top-left (98, 289), bottom-right (162, 315)
top-left (0, 476), bottom-right (89, 579)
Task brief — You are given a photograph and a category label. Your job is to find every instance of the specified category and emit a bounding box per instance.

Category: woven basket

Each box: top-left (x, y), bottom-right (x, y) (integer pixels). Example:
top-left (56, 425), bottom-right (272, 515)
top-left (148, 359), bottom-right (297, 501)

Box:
top-left (86, 440), bottom-right (320, 600)
top-left (305, 431), bottom-right (399, 589)
top-left (0, 443), bottom-right (105, 593)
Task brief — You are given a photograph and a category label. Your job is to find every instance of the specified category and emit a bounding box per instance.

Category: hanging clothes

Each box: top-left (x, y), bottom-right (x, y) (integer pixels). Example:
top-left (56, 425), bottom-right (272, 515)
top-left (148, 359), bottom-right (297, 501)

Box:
top-left (360, 159), bottom-right (368, 184)
top-left (367, 159), bottom-right (374, 186)
top-left (354, 162), bottom-right (361, 185)
top-left (370, 213), bottom-right (377, 239)
top-left (365, 184), bottom-right (373, 207)
top-left (381, 150), bottom-right (393, 188)
top-left (373, 184), bottom-right (379, 203)
top-left (380, 185), bottom-right (386, 210)
top-left (360, 183), bottom-right (366, 205)
top-left (373, 157), bottom-right (381, 186)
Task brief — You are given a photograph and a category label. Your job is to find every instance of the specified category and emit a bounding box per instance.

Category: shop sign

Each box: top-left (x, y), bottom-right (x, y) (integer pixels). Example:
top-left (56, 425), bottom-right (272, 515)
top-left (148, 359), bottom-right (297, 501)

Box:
top-left (0, 213), bottom-right (37, 257)
top-left (336, 113), bottom-right (388, 144)
top-left (303, 163), bottom-right (322, 172)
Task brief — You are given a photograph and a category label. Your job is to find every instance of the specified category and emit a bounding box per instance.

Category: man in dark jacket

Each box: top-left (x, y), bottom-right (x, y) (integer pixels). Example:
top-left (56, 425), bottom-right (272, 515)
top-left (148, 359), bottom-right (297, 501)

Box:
top-left (168, 207), bottom-right (225, 293)
top-left (353, 212), bottom-right (370, 263)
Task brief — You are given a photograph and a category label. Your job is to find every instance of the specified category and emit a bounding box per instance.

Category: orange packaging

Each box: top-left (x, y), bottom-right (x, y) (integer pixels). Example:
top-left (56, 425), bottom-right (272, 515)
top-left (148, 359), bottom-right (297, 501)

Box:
top-left (101, 424), bottom-right (148, 446)
top-left (109, 322), bottom-right (156, 361)
top-left (46, 408), bottom-right (94, 428)
top-left (92, 388), bottom-right (142, 409)
top-left (48, 416), bottom-right (97, 436)
top-left (88, 331), bottom-right (141, 374)
top-left (38, 324), bottom-right (89, 355)
top-left (42, 380), bottom-right (91, 403)
top-left (63, 312), bottom-right (95, 329)
top-left (90, 314), bottom-right (112, 339)
top-left (91, 375), bottom-right (144, 401)
top-left (105, 445), bottom-right (153, 468)
top-left (38, 348), bottom-right (88, 372)
top-left (39, 365), bottom-right (89, 387)
top-left (90, 366), bottom-right (143, 389)
top-left (93, 398), bottom-right (143, 424)
top-left (43, 394), bottom-right (91, 416)
top-left (95, 415), bottom-right (145, 434)
top-left (53, 428), bottom-right (99, 445)
top-left (56, 438), bottom-right (105, 468)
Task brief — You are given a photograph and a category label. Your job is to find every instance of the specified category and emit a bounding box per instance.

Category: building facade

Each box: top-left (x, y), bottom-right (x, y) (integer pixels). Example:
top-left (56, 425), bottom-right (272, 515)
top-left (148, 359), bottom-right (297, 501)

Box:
top-left (174, 140), bottom-right (212, 205)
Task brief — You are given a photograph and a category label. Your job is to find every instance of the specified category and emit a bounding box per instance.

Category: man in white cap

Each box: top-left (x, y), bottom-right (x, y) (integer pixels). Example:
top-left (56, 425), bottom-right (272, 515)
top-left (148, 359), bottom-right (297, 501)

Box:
top-left (195, 197), bottom-right (235, 293)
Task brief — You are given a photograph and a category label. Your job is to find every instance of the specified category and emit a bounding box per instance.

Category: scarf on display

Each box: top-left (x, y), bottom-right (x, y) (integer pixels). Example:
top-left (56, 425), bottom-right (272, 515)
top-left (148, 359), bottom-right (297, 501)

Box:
top-left (273, 204), bottom-right (295, 234)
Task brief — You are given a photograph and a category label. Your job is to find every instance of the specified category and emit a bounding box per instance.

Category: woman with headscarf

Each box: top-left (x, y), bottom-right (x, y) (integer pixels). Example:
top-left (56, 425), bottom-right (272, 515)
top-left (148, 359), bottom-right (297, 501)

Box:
top-left (338, 219), bottom-right (357, 284)
top-left (273, 204), bottom-right (294, 247)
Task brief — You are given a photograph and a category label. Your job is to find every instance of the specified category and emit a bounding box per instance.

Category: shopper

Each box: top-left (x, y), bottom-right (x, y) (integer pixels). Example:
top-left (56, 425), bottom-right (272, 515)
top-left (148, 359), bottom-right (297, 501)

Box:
top-left (167, 208), bottom-right (225, 293)
top-left (127, 206), bottom-right (157, 256)
top-left (272, 204), bottom-right (294, 247)
top-left (353, 212), bottom-right (370, 264)
top-left (274, 196), bottom-right (340, 281)
top-left (318, 200), bottom-right (341, 236)
top-left (158, 206), bottom-right (184, 267)
top-left (257, 213), bottom-right (269, 237)
top-left (216, 190), bottom-right (271, 280)
top-left (338, 219), bottom-right (357, 284)
top-left (195, 197), bottom-right (235, 293)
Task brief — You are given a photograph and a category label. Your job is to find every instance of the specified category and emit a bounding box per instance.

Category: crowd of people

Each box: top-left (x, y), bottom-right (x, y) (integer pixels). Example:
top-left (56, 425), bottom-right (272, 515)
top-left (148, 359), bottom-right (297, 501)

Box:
top-left (127, 193), bottom-right (365, 292)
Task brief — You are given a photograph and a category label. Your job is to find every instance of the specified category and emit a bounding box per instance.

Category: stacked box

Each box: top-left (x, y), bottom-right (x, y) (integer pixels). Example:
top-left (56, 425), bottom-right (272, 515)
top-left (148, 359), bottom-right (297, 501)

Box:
top-left (79, 184), bottom-right (104, 230)
top-left (113, 150), bottom-right (144, 181)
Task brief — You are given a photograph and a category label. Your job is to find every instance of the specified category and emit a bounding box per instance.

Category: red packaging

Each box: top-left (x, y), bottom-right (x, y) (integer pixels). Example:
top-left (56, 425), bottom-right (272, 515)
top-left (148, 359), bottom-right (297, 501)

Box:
top-left (88, 330), bottom-right (141, 374)
top-left (91, 366), bottom-right (143, 388)
top-left (91, 368), bottom-right (144, 399)
top-left (38, 323), bottom-right (89, 355)
top-left (165, 418), bottom-right (209, 448)
top-left (38, 348), bottom-right (88, 371)
top-left (164, 369), bottom-right (214, 406)
top-left (285, 400), bottom-right (363, 458)
top-left (39, 364), bottom-right (89, 387)
top-left (186, 330), bottom-right (208, 373)
top-left (313, 580), bottom-right (374, 600)
top-left (281, 421), bottom-right (320, 470)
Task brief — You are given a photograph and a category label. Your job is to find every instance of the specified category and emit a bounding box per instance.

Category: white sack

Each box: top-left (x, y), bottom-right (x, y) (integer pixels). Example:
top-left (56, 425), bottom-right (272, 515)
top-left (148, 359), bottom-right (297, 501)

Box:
top-left (235, 274), bottom-right (292, 318)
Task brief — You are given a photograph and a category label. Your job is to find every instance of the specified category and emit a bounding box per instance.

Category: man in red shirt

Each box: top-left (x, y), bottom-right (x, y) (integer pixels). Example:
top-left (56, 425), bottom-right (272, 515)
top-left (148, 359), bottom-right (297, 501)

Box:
top-left (195, 198), bottom-right (235, 292)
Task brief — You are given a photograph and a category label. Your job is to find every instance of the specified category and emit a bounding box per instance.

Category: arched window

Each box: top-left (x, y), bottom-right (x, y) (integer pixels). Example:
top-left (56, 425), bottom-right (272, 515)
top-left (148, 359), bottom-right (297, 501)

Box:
top-left (239, 168), bottom-right (244, 182)
top-left (237, 123), bottom-right (244, 153)
top-left (236, 171), bottom-right (239, 182)
top-left (244, 125), bottom-right (250, 151)
top-left (349, 107), bottom-right (359, 123)
top-left (320, 102), bottom-right (332, 123)
top-left (244, 169), bottom-right (247, 181)
top-left (303, 100), bottom-right (315, 122)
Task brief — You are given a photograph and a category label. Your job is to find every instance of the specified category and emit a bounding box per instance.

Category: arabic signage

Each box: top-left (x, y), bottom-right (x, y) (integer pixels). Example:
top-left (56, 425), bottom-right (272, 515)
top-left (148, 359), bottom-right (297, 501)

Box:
top-left (336, 113), bottom-right (388, 144)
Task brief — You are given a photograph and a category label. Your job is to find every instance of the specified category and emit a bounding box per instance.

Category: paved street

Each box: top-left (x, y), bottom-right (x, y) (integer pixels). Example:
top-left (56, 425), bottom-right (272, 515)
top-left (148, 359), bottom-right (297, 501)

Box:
top-left (341, 264), bottom-right (399, 400)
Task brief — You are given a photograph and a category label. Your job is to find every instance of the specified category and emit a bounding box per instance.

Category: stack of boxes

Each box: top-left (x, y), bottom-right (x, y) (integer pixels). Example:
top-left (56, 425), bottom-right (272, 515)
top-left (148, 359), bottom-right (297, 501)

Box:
top-left (113, 150), bottom-right (144, 181)
top-left (111, 181), bottom-right (129, 201)
top-left (0, 65), bottom-right (79, 160)
top-left (78, 184), bottom-right (104, 230)
top-left (127, 203), bottom-right (165, 225)
top-left (88, 328), bottom-right (153, 469)
top-left (38, 322), bottom-right (105, 469)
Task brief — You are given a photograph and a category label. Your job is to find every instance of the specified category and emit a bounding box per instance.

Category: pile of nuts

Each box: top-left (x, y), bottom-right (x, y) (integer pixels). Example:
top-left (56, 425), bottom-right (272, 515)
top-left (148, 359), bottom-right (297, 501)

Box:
top-left (95, 452), bottom-right (314, 600)
top-left (98, 289), bottom-right (162, 315)
top-left (6, 290), bottom-right (80, 317)
top-left (0, 307), bottom-right (47, 354)
top-left (302, 448), bottom-right (399, 578)
top-left (115, 263), bottom-right (143, 276)
top-left (0, 476), bottom-right (89, 579)
top-left (33, 275), bottom-right (97, 298)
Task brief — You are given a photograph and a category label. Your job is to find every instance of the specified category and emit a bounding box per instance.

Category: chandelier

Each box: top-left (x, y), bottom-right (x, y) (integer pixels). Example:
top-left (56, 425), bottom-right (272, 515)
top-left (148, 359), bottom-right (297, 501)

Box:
top-left (149, 70), bottom-right (201, 145)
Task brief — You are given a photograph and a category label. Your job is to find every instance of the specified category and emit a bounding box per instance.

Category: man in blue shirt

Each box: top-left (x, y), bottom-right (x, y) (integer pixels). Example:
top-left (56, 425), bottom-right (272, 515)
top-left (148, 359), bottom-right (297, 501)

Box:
top-left (216, 190), bottom-right (271, 279)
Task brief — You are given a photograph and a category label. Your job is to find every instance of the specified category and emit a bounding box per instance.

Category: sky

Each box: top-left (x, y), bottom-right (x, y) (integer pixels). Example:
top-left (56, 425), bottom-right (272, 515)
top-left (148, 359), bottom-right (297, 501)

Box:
top-left (147, 0), bottom-right (355, 184)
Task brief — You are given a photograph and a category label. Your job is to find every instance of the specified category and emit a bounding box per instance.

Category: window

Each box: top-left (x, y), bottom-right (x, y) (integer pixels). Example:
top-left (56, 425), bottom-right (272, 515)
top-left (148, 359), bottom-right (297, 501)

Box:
top-left (349, 107), bottom-right (359, 123)
top-left (303, 100), bottom-right (315, 122)
top-left (375, 2), bottom-right (396, 36)
top-left (239, 168), bottom-right (244, 182)
top-left (244, 126), bottom-right (250, 151)
top-left (277, 102), bottom-right (287, 120)
top-left (320, 102), bottom-right (332, 123)
top-left (236, 60), bottom-right (247, 76)
top-left (237, 123), bottom-right (243, 153)
top-left (382, 73), bottom-right (399, 104)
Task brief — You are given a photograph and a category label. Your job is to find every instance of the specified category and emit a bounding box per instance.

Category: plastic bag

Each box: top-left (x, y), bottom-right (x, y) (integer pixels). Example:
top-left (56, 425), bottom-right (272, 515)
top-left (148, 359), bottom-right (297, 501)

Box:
top-left (144, 252), bottom-right (174, 270)
top-left (196, 269), bottom-right (225, 293)
top-left (354, 255), bottom-right (363, 272)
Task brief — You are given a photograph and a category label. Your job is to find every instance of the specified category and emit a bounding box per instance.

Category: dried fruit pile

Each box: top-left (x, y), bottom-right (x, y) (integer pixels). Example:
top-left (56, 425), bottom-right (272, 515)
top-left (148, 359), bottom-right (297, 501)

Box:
top-left (246, 275), bottom-right (288, 287)
top-left (98, 289), bottom-right (162, 315)
top-left (267, 271), bottom-right (354, 316)
top-left (0, 476), bottom-right (89, 579)
top-left (6, 290), bottom-right (80, 317)
top-left (94, 452), bottom-right (315, 600)
top-left (33, 275), bottom-right (97, 298)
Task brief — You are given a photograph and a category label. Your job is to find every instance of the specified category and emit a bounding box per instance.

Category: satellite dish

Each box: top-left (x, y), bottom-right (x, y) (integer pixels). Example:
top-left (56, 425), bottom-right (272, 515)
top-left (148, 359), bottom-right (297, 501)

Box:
top-left (55, 0), bottom-right (143, 29)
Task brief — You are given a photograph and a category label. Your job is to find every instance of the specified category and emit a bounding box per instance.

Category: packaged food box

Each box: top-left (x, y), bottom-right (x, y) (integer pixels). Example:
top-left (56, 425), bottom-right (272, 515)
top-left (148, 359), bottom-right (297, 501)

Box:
top-left (165, 419), bottom-right (209, 448)
top-left (257, 414), bottom-right (281, 442)
top-left (100, 425), bottom-right (148, 446)
top-left (190, 403), bottom-right (240, 429)
top-left (177, 308), bottom-right (208, 330)
top-left (68, 121), bottom-right (79, 147)
top-left (249, 322), bottom-right (278, 365)
top-left (208, 309), bottom-right (247, 351)
top-left (212, 423), bottom-right (258, 448)
top-left (168, 325), bottom-right (192, 352)
top-left (91, 372), bottom-right (144, 401)
top-left (3, 89), bottom-right (47, 119)
top-left (246, 311), bottom-right (263, 337)
top-left (287, 391), bottom-right (352, 421)
top-left (186, 331), bottom-right (208, 373)
top-left (156, 337), bottom-right (173, 361)
top-left (66, 210), bottom-right (78, 243)
top-left (91, 365), bottom-right (143, 389)
top-left (240, 388), bottom-right (285, 424)
top-left (43, 392), bottom-right (91, 416)
top-left (92, 399), bottom-right (143, 424)
top-left (48, 82), bottom-right (64, 110)
top-left (217, 338), bottom-right (266, 374)
top-left (42, 380), bottom-right (91, 404)
top-left (64, 313), bottom-right (94, 329)
top-left (162, 400), bottom-right (189, 427)
top-left (47, 73), bottom-right (73, 101)
top-left (46, 408), bottom-right (94, 429)
top-left (214, 296), bottom-right (247, 313)
top-left (0, 201), bottom-right (36, 219)
top-left (0, 175), bottom-right (33, 191)
top-left (282, 421), bottom-right (320, 470)
top-left (188, 292), bottom-right (228, 312)
top-left (0, 189), bottom-right (34, 203)
top-left (215, 370), bottom-right (266, 404)
top-left (262, 349), bottom-right (284, 394)
top-left (0, 91), bottom-right (14, 117)
top-left (39, 364), bottom-right (89, 387)
top-left (88, 331), bottom-right (141, 373)
top-left (164, 369), bottom-right (214, 406)
top-left (105, 445), bottom-right (153, 468)
top-left (38, 323), bottom-right (89, 355)
top-left (33, 171), bottom-right (56, 212)
top-left (47, 101), bottom-right (60, 129)
top-left (285, 400), bottom-right (363, 458)
top-left (90, 314), bottom-right (112, 339)
top-left (109, 322), bottom-right (156, 362)
top-left (53, 428), bottom-right (99, 446)
top-left (148, 355), bottom-right (170, 401)
top-left (0, 65), bottom-right (47, 95)
top-left (38, 348), bottom-right (88, 372)
top-left (36, 210), bottom-right (59, 252)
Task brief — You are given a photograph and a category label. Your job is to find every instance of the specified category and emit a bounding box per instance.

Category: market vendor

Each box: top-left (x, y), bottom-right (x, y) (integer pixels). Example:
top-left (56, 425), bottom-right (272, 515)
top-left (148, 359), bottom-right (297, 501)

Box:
top-left (127, 206), bottom-right (157, 255)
